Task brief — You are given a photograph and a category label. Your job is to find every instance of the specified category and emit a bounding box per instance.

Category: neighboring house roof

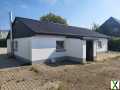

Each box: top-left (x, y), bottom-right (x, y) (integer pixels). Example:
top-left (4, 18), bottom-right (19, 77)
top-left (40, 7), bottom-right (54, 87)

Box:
top-left (98, 17), bottom-right (120, 37)
top-left (7, 17), bottom-right (109, 39)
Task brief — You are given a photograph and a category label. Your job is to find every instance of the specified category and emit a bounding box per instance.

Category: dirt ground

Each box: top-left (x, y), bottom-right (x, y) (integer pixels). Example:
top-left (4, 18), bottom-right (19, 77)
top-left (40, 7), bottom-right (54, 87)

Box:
top-left (96, 51), bottom-right (120, 61)
top-left (0, 55), bottom-right (120, 90)
top-left (0, 48), bottom-right (120, 90)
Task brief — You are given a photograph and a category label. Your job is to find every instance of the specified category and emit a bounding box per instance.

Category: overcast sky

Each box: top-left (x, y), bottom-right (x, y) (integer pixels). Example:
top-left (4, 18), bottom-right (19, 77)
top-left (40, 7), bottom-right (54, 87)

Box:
top-left (0, 0), bottom-right (120, 30)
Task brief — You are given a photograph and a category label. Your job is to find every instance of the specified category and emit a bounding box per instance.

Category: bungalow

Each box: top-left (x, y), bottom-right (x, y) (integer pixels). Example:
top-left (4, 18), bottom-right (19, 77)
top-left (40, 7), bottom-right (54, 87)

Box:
top-left (7, 17), bottom-right (109, 64)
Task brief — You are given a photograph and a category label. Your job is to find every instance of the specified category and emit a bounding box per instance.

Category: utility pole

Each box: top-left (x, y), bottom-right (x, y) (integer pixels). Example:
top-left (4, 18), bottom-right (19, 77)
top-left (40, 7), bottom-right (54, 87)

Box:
top-left (9, 11), bottom-right (14, 57)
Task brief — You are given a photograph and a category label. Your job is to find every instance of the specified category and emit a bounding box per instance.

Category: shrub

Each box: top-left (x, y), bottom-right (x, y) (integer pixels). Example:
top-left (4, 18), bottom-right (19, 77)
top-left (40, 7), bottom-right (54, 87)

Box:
top-left (108, 38), bottom-right (120, 51)
top-left (0, 39), bottom-right (7, 47)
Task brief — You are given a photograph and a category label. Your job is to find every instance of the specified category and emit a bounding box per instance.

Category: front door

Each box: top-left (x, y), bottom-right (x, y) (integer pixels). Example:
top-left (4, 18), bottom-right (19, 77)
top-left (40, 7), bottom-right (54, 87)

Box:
top-left (86, 40), bottom-right (94, 61)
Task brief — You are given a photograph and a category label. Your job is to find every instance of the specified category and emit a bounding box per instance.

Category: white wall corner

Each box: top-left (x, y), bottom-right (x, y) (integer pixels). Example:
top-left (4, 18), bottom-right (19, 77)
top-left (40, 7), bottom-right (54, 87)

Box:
top-left (82, 40), bottom-right (86, 60)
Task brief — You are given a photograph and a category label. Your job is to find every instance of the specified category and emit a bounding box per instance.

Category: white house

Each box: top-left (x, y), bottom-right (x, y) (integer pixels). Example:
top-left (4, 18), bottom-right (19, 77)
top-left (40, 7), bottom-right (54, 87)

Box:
top-left (7, 17), bottom-right (109, 64)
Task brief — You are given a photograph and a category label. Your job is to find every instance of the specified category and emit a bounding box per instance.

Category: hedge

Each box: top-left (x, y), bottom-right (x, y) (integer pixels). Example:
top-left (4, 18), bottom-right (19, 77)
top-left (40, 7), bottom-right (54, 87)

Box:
top-left (0, 39), bottom-right (7, 47)
top-left (108, 38), bottom-right (120, 51)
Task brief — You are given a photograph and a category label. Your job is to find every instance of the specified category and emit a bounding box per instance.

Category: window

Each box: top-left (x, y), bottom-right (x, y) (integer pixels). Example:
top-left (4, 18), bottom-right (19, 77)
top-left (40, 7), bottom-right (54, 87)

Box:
top-left (98, 41), bottom-right (102, 48)
top-left (56, 41), bottom-right (65, 52)
top-left (14, 41), bottom-right (18, 51)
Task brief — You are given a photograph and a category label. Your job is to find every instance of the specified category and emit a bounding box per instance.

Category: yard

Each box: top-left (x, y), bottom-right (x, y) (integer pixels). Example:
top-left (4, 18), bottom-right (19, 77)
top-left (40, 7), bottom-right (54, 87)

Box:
top-left (0, 50), bottom-right (119, 90)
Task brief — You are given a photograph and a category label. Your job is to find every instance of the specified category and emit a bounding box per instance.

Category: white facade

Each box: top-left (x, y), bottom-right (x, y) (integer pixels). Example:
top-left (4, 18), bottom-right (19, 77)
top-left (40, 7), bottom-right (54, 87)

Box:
top-left (31, 36), bottom-right (66, 62)
top-left (14, 38), bottom-right (31, 60)
top-left (66, 38), bottom-right (86, 59)
top-left (31, 36), bottom-right (87, 62)
top-left (7, 39), bottom-right (11, 54)
top-left (96, 38), bottom-right (108, 53)
top-left (7, 35), bottom-right (108, 63)
top-left (7, 38), bottom-right (31, 63)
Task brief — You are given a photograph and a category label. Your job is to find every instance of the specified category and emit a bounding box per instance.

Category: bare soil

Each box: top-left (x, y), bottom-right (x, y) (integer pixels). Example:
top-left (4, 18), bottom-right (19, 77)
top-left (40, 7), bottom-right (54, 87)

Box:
top-left (0, 56), bottom-right (120, 90)
top-left (96, 51), bottom-right (120, 61)
top-left (0, 48), bottom-right (120, 90)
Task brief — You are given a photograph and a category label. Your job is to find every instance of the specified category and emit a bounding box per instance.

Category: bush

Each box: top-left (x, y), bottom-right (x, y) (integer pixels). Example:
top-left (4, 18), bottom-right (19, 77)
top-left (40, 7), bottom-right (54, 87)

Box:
top-left (108, 38), bottom-right (120, 51)
top-left (0, 39), bottom-right (7, 47)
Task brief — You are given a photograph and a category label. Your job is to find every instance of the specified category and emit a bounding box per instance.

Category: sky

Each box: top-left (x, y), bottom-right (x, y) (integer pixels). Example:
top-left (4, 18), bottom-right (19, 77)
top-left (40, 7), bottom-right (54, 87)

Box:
top-left (0, 0), bottom-right (120, 30)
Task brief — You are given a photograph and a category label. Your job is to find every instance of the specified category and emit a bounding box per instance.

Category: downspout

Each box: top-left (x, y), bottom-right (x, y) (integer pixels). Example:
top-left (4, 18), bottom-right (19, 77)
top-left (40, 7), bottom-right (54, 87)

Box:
top-left (9, 12), bottom-right (14, 57)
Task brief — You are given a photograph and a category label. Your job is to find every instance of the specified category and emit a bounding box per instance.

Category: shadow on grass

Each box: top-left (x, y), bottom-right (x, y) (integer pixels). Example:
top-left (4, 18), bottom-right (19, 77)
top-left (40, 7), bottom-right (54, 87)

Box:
top-left (45, 60), bottom-right (82, 67)
top-left (0, 54), bottom-right (30, 69)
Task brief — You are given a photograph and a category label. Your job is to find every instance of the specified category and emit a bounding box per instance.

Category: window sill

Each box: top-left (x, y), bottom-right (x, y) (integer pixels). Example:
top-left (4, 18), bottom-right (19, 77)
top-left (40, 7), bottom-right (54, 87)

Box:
top-left (56, 49), bottom-right (66, 52)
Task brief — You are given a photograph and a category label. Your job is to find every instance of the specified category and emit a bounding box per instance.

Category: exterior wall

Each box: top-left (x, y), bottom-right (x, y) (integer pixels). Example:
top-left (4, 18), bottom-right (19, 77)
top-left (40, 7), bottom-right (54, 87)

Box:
top-left (7, 35), bottom-right (108, 63)
top-left (7, 39), bottom-right (11, 54)
top-left (13, 38), bottom-right (31, 62)
top-left (31, 35), bottom-right (66, 62)
top-left (31, 36), bottom-right (86, 63)
top-left (93, 41), bottom-right (97, 57)
top-left (7, 36), bottom-right (86, 63)
top-left (66, 38), bottom-right (86, 59)
top-left (96, 38), bottom-right (108, 53)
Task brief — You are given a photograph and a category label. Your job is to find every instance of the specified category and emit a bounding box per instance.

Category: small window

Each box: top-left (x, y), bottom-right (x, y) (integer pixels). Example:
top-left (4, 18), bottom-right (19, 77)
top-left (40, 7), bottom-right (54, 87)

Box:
top-left (56, 41), bottom-right (65, 52)
top-left (98, 41), bottom-right (102, 48)
top-left (14, 41), bottom-right (18, 51)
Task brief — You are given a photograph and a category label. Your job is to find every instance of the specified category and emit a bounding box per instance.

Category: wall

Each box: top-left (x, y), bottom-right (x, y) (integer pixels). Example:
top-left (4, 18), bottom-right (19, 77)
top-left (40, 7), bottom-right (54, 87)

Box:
top-left (31, 35), bottom-right (66, 62)
top-left (7, 39), bottom-right (11, 54)
top-left (93, 41), bottom-right (97, 57)
top-left (8, 36), bottom-right (86, 63)
top-left (31, 36), bottom-right (86, 62)
top-left (7, 36), bottom-right (108, 63)
top-left (14, 37), bottom-right (31, 62)
top-left (65, 38), bottom-right (86, 60)
top-left (96, 38), bottom-right (108, 53)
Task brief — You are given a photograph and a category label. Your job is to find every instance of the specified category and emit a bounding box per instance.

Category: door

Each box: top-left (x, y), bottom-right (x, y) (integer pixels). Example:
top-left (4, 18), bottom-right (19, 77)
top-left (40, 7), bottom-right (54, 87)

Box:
top-left (86, 40), bottom-right (94, 61)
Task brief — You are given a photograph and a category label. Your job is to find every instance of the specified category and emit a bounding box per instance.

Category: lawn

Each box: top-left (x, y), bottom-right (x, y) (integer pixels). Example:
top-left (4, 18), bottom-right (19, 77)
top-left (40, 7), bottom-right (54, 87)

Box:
top-left (0, 56), bottom-right (120, 90)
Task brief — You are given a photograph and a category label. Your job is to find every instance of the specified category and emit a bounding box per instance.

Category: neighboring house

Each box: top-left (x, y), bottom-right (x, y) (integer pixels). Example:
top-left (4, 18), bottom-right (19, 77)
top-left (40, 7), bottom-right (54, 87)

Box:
top-left (98, 17), bottom-right (120, 37)
top-left (7, 17), bottom-right (109, 64)
top-left (0, 30), bottom-right (8, 39)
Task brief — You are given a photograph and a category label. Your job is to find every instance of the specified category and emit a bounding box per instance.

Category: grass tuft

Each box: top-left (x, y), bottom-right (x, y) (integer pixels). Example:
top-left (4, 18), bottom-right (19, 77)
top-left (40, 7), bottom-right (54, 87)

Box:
top-left (29, 67), bottom-right (39, 73)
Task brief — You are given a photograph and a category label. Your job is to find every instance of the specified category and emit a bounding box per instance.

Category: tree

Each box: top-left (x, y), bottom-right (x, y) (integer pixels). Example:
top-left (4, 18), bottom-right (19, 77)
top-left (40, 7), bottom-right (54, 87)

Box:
top-left (92, 23), bottom-right (100, 31)
top-left (40, 13), bottom-right (67, 25)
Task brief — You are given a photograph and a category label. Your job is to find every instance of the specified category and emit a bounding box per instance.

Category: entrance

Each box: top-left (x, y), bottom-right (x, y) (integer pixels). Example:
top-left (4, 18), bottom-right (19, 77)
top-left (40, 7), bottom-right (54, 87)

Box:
top-left (86, 40), bottom-right (94, 61)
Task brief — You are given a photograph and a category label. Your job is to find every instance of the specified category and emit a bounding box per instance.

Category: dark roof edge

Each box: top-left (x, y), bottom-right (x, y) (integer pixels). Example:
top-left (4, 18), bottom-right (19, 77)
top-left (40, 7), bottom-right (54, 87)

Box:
top-left (7, 32), bottom-right (110, 39)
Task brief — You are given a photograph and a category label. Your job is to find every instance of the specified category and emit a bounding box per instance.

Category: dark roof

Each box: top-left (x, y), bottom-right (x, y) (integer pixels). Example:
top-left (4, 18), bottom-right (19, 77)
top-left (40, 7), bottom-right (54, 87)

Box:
top-left (98, 17), bottom-right (120, 37)
top-left (7, 17), bottom-right (109, 39)
top-left (111, 17), bottom-right (120, 24)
